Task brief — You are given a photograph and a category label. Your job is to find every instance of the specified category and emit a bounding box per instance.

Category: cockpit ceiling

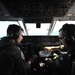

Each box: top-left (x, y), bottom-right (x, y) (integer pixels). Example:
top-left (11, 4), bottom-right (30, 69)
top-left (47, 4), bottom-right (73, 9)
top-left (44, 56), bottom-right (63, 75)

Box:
top-left (0, 0), bottom-right (75, 23)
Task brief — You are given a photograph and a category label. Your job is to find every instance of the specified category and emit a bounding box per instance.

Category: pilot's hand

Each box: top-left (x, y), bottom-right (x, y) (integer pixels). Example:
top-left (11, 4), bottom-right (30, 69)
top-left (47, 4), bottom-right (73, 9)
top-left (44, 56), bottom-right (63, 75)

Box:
top-left (28, 55), bottom-right (38, 63)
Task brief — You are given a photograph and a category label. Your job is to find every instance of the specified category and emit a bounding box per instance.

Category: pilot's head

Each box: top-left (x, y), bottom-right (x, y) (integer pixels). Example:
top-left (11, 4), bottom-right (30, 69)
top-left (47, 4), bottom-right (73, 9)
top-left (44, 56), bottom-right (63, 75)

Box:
top-left (7, 24), bottom-right (24, 43)
top-left (59, 23), bottom-right (75, 48)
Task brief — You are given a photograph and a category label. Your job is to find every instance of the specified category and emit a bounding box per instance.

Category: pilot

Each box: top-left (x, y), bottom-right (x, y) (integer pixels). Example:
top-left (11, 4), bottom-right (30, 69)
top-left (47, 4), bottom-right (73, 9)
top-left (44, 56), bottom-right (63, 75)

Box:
top-left (0, 24), bottom-right (31, 75)
top-left (44, 23), bottom-right (75, 75)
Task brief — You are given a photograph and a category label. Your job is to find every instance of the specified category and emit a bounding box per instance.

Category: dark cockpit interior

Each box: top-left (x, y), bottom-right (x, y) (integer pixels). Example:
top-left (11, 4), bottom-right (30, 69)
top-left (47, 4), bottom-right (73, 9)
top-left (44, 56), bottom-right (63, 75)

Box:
top-left (0, 0), bottom-right (75, 23)
top-left (0, 0), bottom-right (75, 75)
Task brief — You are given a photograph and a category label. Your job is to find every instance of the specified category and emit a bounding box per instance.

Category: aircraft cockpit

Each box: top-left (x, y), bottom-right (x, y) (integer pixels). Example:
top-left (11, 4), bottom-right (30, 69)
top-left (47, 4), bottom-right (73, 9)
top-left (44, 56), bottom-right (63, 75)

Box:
top-left (0, 0), bottom-right (75, 75)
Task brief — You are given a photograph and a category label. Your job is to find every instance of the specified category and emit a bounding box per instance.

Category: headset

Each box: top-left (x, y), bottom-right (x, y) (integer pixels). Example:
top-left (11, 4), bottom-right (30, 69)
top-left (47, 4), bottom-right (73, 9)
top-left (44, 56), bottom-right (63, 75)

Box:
top-left (62, 23), bottom-right (75, 46)
top-left (7, 24), bottom-right (23, 39)
top-left (7, 31), bottom-right (20, 39)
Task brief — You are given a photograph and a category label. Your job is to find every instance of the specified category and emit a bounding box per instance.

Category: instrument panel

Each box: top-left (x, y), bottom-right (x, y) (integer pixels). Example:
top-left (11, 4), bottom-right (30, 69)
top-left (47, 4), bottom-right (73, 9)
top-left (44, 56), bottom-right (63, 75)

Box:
top-left (18, 36), bottom-right (61, 75)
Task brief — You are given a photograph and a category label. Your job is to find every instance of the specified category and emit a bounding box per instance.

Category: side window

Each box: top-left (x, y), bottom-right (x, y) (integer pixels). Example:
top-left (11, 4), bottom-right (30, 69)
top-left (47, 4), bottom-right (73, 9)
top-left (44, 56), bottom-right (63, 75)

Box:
top-left (0, 21), bottom-right (25, 38)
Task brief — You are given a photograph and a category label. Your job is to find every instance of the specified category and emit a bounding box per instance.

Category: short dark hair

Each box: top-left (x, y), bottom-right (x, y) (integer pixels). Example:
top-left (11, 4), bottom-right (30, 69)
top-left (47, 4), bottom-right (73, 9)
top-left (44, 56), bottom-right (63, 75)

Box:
top-left (7, 24), bottom-right (23, 39)
top-left (59, 23), bottom-right (75, 37)
top-left (59, 23), bottom-right (75, 46)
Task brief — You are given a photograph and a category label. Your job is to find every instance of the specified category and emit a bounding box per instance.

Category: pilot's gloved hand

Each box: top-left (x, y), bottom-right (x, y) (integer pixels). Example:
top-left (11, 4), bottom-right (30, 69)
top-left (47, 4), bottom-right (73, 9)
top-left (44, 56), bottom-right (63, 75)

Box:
top-left (28, 55), bottom-right (38, 63)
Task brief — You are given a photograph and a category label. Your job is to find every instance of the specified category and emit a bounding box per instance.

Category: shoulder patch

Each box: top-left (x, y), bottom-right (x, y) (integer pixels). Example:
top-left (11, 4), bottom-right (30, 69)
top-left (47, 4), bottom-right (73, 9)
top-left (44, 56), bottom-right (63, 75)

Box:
top-left (21, 51), bottom-right (25, 60)
top-left (60, 56), bottom-right (63, 61)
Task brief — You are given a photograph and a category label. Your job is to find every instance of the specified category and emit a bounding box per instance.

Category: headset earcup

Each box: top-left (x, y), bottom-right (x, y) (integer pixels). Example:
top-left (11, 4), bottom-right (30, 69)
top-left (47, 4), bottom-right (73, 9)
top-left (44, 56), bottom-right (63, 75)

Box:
top-left (7, 32), bottom-right (19, 39)
top-left (13, 32), bottom-right (20, 39)
top-left (64, 36), bottom-right (74, 46)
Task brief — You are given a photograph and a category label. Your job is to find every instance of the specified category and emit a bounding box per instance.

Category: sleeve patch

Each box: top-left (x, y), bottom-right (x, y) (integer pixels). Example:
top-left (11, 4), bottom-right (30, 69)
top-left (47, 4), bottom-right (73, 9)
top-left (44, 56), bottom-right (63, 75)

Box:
top-left (21, 51), bottom-right (25, 60)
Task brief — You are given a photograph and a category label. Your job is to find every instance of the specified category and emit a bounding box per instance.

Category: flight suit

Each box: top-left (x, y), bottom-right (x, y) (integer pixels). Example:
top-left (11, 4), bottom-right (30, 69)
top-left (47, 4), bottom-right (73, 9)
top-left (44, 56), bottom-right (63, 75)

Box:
top-left (45, 53), bottom-right (72, 75)
top-left (0, 37), bottom-right (27, 75)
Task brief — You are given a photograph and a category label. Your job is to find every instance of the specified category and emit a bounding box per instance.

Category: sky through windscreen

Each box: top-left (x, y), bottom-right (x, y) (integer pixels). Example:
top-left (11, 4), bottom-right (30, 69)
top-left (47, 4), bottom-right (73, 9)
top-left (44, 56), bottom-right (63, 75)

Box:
top-left (0, 21), bottom-right (75, 38)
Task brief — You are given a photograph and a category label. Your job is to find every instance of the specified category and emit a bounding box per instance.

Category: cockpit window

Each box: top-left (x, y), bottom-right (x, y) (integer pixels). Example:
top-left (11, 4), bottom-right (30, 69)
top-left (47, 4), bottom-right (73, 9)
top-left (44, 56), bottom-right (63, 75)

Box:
top-left (0, 20), bottom-right (75, 38)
